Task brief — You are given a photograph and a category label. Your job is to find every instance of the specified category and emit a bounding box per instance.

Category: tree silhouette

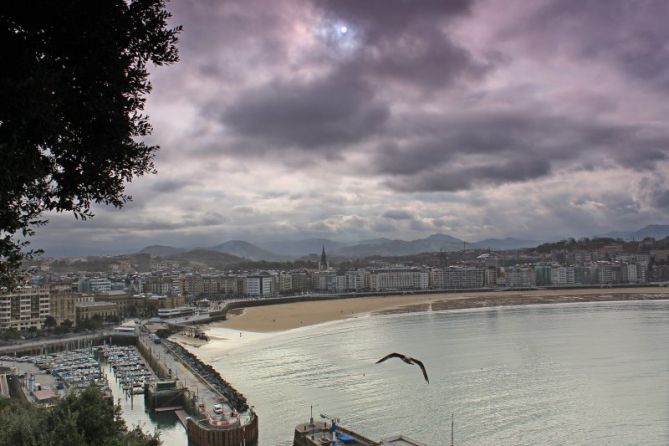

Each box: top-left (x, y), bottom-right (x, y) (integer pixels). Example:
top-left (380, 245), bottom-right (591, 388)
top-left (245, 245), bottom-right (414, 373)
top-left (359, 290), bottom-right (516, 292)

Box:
top-left (0, 1), bottom-right (181, 287)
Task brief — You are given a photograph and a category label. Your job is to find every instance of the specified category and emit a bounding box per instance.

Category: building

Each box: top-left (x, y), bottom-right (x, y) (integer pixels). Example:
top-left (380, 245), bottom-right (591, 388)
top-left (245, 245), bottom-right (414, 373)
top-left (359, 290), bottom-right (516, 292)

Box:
top-left (622, 263), bottom-right (638, 283)
top-left (431, 266), bottom-right (485, 289)
top-left (96, 291), bottom-right (148, 317)
top-left (142, 275), bottom-right (174, 295)
top-left (277, 272), bottom-right (293, 293)
top-left (245, 274), bottom-right (273, 297)
top-left (319, 246), bottom-right (329, 271)
top-left (505, 266), bottom-right (536, 287)
top-left (550, 266), bottom-right (575, 285)
top-left (75, 301), bottom-right (119, 321)
top-left (313, 270), bottom-right (337, 291)
top-left (90, 278), bottom-right (112, 293)
top-left (596, 261), bottom-right (622, 284)
top-left (335, 274), bottom-right (347, 292)
top-left (290, 271), bottom-right (313, 292)
top-left (369, 268), bottom-right (429, 291)
top-left (534, 264), bottom-right (552, 286)
top-left (50, 291), bottom-right (94, 325)
top-left (0, 287), bottom-right (50, 331)
top-left (201, 275), bottom-right (239, 297)
top-left (345, 270), bottom-right (370, 291)
top-left (144, 294), bottom-right (187, 315)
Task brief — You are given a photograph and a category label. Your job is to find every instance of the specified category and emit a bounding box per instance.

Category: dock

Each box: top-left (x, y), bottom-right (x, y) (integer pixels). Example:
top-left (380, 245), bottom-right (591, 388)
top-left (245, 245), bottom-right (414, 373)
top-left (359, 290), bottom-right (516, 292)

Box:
top-left (175, 409), bottom-right (190, 427)
top-left (294, 419), bottom-right (428, 446)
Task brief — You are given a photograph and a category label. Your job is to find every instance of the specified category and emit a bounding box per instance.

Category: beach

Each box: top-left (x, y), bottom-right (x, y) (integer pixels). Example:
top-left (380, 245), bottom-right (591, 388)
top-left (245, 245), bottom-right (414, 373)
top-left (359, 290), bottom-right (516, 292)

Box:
top-left (213, 287), bottom-right (669, 332)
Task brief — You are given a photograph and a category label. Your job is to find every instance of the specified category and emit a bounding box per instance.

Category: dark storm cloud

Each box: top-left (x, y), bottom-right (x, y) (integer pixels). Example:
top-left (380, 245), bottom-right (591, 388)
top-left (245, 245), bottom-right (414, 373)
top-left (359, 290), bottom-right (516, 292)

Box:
top-left (387, 157), bottom-right (551, 192)
top-left (166, 0), bottom-right (295, 75)
top-left (382, 209), bottom-right (414, 220)
top-left (317, 0), bottom-right (472, 33)
top-left (359, 25), bottom-right (489, 88)
top-left (51, 0), bottom-right (669, 255)
top-left (639, 175), bottom-right (669, 210)
top-left (204, 0), bottom-right (490, 155)
top-left (316, 0), bottom-right (488, 88)
top-left (368, 109), bottom-right (669, 192)
top-left (220, 69), bottom-right (389, 149)
top-left (506, 0), bottom-right (669, 89)
top-left (150, 178), bottom-right (190, 194)
top-left (651, 190), bottom-right (669, 209)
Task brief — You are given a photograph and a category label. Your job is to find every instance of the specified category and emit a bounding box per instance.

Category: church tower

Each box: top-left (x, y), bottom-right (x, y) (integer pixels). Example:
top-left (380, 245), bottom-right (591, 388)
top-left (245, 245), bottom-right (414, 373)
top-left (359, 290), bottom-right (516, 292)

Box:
top-left (319, 245), bottom-right (329, 271)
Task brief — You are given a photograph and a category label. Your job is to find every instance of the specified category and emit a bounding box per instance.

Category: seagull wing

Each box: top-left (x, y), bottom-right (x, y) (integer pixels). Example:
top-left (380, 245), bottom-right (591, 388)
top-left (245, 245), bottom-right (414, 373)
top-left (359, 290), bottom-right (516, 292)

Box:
top-left (376, 352), bottom-right (405, 364)
top-left (410, 358), bottom-right (429, 383)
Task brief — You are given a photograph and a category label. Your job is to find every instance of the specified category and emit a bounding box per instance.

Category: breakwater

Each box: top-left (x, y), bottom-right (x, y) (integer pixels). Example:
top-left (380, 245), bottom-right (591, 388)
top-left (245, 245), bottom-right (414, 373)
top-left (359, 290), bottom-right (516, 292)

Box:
top-left (162, 339), bottom-right (249, 412)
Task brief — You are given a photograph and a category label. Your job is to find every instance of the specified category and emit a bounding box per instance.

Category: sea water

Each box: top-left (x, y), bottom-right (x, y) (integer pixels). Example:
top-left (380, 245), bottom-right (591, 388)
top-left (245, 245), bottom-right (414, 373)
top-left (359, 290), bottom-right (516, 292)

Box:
top-left (195, 300), bottom-right (669, 445)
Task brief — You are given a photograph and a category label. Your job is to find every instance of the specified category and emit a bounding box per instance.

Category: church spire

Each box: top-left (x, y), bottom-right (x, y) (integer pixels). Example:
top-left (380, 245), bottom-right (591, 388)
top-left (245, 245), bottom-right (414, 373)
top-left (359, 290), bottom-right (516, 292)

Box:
top-left (319, 245), bottom-right (328, 271)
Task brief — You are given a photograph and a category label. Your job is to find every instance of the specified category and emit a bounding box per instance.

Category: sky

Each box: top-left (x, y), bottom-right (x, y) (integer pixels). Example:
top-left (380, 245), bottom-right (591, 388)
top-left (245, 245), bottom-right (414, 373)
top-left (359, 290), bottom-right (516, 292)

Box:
top-left (34, 0), bottom-right (669, 256)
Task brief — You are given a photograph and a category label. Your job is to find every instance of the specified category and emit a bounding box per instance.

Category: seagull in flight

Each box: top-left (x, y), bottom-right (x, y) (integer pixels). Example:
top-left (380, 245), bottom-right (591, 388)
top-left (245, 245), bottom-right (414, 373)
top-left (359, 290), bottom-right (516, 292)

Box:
top-left (376, 353), bottom-right (429, 383)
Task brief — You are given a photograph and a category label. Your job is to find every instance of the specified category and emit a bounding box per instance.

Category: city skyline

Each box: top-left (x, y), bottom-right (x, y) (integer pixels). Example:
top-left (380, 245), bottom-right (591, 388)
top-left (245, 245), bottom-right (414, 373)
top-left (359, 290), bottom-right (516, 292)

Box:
top-left (31, 0), bottom-right (669, 256)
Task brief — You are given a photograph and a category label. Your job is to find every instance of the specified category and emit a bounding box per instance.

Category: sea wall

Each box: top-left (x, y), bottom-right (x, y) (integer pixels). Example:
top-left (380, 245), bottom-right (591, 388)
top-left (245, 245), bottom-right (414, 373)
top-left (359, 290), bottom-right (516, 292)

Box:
top-left (186, 413), bottom-right (258, 446)
top-left (136, 336), bottom-right (170, 379)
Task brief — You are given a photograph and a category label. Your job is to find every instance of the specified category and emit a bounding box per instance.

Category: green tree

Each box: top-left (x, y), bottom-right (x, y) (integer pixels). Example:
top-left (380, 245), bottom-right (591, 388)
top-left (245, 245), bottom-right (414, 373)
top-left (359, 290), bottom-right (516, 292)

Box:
top-left (0, 1), bottom-right (181, 288)
top-left (42, 315), bottom-right (57, 329)
top-left (0, 384), bottom-right (160, 446)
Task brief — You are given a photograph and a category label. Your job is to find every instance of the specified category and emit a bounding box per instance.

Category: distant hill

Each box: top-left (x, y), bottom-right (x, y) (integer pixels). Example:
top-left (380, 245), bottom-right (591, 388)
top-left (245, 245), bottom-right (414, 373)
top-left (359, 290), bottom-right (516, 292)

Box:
top-left (635, 224), bottom-right (669, 240)
top-left (600, 224), bottom-right (669, 241)
top-left (210, 240), bottom-right (285, 261)
top-left (334, 233), bottom-right (465, 257)
top-left (137, 245), bottom-right (185, 257)
top-left (258, 238), bottom-right (348, 257)
top-left (471, 237), bottom-right (539, 250)
top-left (166, 249), bottom-right (244, 269)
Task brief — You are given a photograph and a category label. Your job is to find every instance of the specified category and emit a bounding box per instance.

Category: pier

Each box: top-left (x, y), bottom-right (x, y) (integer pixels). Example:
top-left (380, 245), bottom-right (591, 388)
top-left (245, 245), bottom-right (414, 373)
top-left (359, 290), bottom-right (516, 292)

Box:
top-left (137, 331), bottom-right (258, 445)
top-left (293, 419), bottom-right (427, 446)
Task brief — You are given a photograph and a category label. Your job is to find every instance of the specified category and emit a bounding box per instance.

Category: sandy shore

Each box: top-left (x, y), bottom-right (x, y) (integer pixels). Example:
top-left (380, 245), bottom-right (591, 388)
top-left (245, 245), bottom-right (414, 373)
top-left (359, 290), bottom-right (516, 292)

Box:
top-left (213, 287), bottom-right (669, 332)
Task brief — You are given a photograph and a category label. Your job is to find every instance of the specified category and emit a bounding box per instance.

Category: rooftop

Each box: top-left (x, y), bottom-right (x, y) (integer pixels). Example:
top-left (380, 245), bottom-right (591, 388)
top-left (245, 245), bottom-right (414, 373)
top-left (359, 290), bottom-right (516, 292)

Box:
top-left (380, 435), bottom-right (428, 446)
top-left (75, 301), bottom-right (116, 308)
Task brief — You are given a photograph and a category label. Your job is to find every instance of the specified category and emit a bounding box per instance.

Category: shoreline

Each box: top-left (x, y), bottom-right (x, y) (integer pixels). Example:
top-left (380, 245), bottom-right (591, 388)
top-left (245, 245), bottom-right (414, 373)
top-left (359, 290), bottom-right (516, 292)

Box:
top-left (210, 287), bottom-right (669, 332)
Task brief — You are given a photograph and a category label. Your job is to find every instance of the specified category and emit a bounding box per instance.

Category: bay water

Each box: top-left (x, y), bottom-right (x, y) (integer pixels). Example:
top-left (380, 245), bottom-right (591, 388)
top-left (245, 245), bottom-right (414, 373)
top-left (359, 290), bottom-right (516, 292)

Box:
top-left (194, 300), bottom-right (669, 445)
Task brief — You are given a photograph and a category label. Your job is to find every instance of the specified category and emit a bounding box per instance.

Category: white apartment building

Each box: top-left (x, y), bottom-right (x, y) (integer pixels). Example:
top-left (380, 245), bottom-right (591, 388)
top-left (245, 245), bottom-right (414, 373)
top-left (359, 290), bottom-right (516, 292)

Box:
top-left (0, 287), bottom-right (50, 331)
top-left (596, 262), bottom-right (617, 284)
top-left (550, 266), bottom-right (575, 285)
top-left (430, 267), bottom-right (485, 289)
top-left (637, 263), bottom-right (648, 283)
top-left (278, 272), bottom-right (293, 293)
top-left (345, 270), bottom-right (370, 291)
top-left (89, 278), bottom-right (112, 293)
top-left (369, 269), bottom-right (429, 291)
top-left (245, 275), bottom-right (272, 297)
top-left (336, 275), bottom-right (347, 292)
top-left (505, 266), bottom-right (536, 287)
top-left (622, 263), bottom-right (638, 283)
top-left (313, 271), bottom-right (337, 291)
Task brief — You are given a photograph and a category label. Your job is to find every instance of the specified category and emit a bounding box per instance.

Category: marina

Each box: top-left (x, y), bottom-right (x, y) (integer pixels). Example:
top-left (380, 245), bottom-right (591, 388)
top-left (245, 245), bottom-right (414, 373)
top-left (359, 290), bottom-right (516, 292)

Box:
top-left (0, 328), bottom-right (259, 446)
top-left (100, 344), bottom-right (155, 394)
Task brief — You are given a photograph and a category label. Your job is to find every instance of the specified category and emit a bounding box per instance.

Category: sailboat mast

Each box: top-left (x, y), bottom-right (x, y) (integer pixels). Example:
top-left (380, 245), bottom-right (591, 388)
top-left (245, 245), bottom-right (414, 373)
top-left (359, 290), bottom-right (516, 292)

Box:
top-left (450, 413), bottom-right (454, 446)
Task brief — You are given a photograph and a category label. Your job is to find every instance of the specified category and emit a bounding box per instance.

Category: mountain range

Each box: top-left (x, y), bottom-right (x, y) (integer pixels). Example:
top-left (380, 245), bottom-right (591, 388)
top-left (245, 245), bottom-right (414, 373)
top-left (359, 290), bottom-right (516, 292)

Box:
top-left (135, 233), bottom-right (540, 262)
top-left (600, 224), bottom-right (669, 241)
top-left (210, 240), bottom-right (287, 262)
top-left (134, 225), bottom-right (668, 263)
